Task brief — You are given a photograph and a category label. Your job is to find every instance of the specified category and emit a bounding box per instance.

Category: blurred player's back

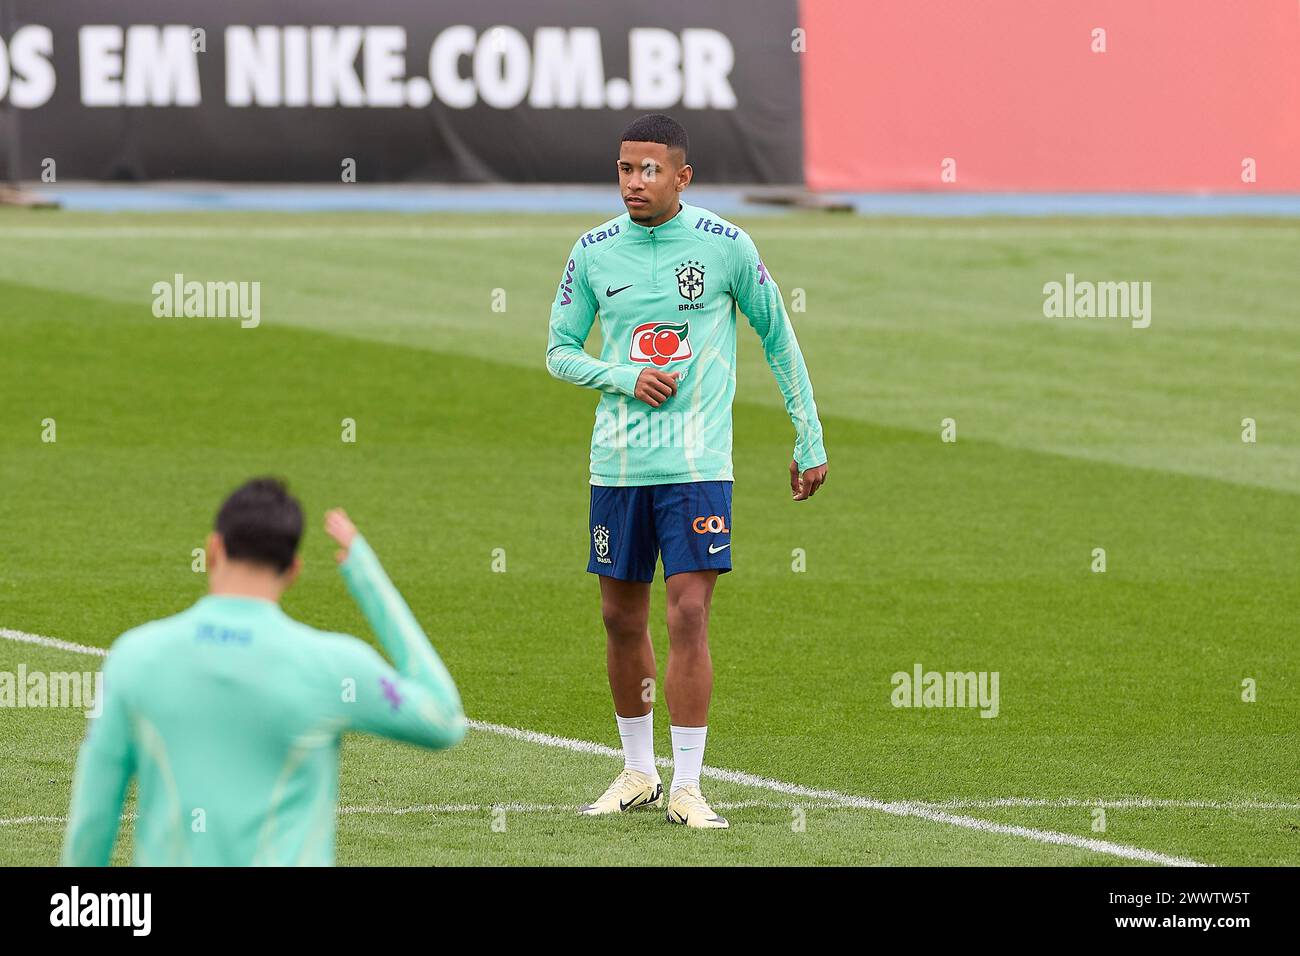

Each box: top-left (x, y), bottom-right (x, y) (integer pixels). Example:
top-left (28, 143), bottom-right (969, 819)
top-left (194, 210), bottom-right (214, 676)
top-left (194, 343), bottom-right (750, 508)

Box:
top-left (109, 598), bottom-right (370, 865)
top-left (61, 485), bottom-right (466, 867)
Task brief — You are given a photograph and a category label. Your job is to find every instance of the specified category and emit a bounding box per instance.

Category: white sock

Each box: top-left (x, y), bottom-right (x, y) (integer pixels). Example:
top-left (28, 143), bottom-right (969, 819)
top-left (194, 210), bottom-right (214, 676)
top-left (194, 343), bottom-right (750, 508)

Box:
top-left (670, 725), bottom-right (707, 793)
top-left (615, 711), bottom-right (657, 777)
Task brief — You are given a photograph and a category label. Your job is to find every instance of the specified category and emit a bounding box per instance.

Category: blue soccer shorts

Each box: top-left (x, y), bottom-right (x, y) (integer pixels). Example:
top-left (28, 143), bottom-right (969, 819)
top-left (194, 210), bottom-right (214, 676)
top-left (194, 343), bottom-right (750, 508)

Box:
top-left (587, 480), bottom-right (733, 582)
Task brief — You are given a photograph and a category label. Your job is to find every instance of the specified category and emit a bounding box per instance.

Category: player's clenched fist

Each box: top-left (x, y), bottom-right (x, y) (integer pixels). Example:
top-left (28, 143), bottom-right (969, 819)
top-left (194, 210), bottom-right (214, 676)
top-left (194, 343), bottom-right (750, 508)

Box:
top-left (634, 368), bottom-right (680, 407)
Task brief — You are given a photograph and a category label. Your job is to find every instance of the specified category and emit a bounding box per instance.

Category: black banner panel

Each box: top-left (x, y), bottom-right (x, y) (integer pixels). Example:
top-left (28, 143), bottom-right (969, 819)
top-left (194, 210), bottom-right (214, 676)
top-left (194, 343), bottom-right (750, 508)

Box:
top-left (0, 0), bottom-right (803, 182)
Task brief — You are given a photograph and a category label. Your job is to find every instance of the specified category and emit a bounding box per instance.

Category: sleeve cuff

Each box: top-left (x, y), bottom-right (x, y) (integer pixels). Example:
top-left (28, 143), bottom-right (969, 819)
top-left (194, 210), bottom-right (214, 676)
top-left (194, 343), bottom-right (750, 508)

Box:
top-left (612, 364), bottom-right (642, 397)
top-left (339, 533), bottom-right (377, 581)
top-left (794, 440), bottom-right (827, 472)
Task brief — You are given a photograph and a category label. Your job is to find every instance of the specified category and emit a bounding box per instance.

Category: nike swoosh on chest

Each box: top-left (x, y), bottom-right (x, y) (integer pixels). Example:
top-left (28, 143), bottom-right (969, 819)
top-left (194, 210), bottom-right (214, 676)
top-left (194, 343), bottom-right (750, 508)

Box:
top-left (598, 249), bottom-right (721, 308)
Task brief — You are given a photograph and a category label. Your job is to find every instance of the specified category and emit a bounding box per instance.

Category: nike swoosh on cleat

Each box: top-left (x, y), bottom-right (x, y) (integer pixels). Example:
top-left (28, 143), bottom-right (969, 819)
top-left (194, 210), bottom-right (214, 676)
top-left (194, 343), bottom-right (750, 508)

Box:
top-left (708, 543), bottom-right (730, 554)
top-left (620, 794), bottom-right (646, 811)
top-left (606, 284), bottom-right (633, 297)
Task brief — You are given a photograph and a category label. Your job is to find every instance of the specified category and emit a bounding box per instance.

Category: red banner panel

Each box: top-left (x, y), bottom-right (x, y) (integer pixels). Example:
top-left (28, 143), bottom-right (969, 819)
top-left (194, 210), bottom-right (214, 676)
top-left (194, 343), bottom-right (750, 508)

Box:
top-left (801, 0), bottom-right (1300, 191)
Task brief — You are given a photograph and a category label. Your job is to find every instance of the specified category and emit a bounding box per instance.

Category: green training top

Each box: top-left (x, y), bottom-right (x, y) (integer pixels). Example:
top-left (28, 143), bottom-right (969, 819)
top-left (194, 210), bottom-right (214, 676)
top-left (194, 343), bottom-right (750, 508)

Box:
top-left (545, 200), bottom-right (826, 486)
top-left (60, 535), bottom-right (465, 866)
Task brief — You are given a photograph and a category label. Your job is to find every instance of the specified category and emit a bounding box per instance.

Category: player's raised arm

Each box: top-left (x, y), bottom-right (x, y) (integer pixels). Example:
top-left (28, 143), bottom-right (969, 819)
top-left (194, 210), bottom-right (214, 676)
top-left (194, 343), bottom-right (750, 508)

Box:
top-left (326, 510), bottom-right (466, 750)
top-left (61, 647), bottom-right (136, 866)
top-left (731, 231), bottom-right (828, 499)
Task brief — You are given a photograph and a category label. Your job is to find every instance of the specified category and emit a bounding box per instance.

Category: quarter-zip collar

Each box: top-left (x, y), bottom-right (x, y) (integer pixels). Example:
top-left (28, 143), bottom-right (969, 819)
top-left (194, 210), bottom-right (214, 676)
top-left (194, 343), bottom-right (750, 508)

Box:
top-left (623, 199), bottom-right (692, 239)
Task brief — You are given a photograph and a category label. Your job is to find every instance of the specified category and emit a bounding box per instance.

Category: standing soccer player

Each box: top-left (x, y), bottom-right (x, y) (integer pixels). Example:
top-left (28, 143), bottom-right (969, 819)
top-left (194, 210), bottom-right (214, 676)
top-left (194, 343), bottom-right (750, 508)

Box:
top-left (546, 115), bottom-right (827, 828)
top-left (61, 478), bottom-right (465, 865)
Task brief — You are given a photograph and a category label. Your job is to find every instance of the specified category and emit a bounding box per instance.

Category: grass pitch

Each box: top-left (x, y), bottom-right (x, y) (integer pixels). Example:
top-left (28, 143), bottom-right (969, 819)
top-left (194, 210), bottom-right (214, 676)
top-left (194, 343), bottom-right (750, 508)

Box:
top-left (0, 210), bottom-right (1296, 866)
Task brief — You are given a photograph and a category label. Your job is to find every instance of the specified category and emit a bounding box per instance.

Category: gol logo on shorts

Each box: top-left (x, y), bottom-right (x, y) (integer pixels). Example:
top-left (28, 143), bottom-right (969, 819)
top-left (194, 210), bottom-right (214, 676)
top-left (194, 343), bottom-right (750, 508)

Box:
top-left (692, 515), bottom-right (729, 534)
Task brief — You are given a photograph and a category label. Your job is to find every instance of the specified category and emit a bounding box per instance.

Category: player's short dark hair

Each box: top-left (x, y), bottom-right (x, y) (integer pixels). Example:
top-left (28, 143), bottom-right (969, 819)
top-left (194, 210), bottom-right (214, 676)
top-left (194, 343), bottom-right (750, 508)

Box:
top-left (214, 477), bottom-right (303, 573)
top-left (620, 113), bottom-right (689, 161)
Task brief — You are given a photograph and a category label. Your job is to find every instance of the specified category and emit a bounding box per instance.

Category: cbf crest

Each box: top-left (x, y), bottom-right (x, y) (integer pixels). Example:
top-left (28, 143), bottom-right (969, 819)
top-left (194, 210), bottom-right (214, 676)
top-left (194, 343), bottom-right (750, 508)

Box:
top-left (592, 524), bottom-right (611, 562)
top-left (675, 260), bottom-right (705, 301)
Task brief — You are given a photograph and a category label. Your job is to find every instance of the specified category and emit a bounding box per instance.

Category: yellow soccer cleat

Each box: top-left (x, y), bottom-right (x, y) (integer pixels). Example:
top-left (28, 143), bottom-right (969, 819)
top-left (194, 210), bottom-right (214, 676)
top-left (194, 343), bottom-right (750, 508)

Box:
top-left (578, 768), bottom-right (664, 816)
top-left (665, 784), bottom-right (730, 829)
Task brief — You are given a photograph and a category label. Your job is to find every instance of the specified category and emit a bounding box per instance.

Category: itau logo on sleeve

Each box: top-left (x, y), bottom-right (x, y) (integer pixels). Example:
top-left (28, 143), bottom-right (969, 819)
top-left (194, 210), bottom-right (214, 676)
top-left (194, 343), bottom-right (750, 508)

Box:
top-left (629, 321), bottom-right (691, 366)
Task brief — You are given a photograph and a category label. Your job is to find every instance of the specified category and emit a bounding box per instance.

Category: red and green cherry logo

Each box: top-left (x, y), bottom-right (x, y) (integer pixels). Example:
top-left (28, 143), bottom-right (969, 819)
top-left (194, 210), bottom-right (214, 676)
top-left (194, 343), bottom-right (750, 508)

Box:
top-left (630, 321), bottom-right (691, 366)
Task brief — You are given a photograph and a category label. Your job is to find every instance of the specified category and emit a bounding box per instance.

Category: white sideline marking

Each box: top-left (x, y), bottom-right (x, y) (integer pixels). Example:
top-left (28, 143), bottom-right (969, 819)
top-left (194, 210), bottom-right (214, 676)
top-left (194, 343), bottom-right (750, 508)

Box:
top-left (11, 791), bottom-right (1297, 830)
top-left (0, 815), bottom-right (67, 827)
top-left (3, 801), bottom-right (842, 828)
top-left (0, 226), bottom-right (1296, 243)
top-left (927, 797), bottom-right (1300, 811)
top-left (0, 628), bottom-right (107, 657)
top-left (1, 811), bottom-right (136, 827)
top-left (337, 799), bottom-right (844, 817)
top-left (468, 722), bottom-right (1207, 867)
top-left (0, 629), bottom-right (1221, 866)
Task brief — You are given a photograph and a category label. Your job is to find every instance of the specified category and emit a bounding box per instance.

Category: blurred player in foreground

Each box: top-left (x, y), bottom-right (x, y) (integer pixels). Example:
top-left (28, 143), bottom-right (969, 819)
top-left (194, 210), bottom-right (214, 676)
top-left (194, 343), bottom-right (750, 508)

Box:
top-left (61, 478), bottom-right (465, 866)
